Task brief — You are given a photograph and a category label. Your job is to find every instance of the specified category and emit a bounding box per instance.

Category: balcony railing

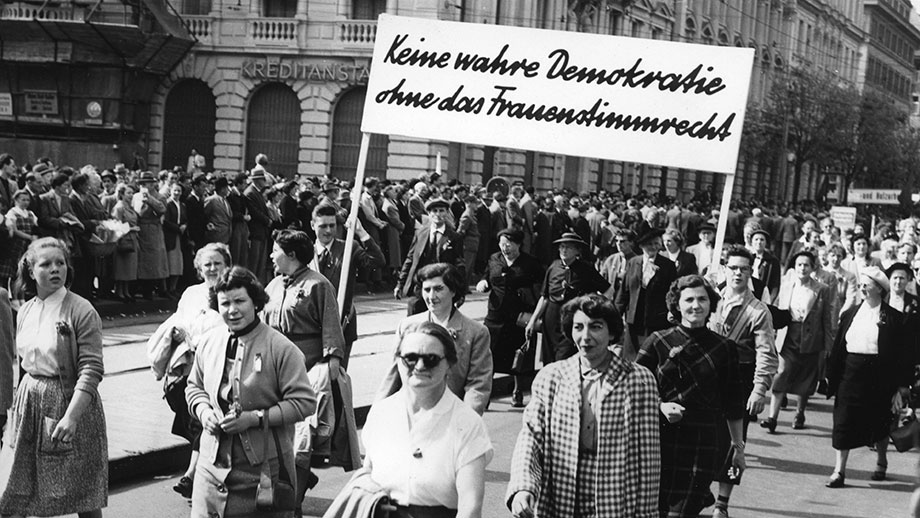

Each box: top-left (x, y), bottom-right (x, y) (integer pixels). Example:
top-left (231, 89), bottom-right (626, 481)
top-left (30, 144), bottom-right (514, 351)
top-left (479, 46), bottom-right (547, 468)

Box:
top-left (0, 2), bottom-right (85, 21)
top-left (172, 17), bottom-right (377, 51)
top-left (184, 15), bottom-right (213, 43)
top-left (249, 18), bottom-right (302, 46)
top-left (338, 20), bottom-right (377, 45)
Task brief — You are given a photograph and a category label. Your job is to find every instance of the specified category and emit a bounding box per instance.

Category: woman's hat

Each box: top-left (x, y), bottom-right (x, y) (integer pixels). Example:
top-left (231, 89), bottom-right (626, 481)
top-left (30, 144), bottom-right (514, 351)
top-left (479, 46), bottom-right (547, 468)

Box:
top-left (861, 266), bottom-right (890, 293)
top-left (635, 228), bottom-right (665, 246)
top-left (553, 232), bottom-right (588, 248)
top-left (749, 228), bottom-right (770, 240)
top-left (886, 262), bottom-right (914, 279)
top-left (698, 223), bottom-right (717, 233)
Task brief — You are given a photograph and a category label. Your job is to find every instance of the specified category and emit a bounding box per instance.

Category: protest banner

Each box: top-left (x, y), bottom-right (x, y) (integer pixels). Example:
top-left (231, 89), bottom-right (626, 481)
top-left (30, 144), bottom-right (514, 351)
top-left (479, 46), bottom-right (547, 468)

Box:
top-left (341, 15), bottom-right (755, 302)
top-left (830, 206), bottom-right (857, 230)
top-left (362, 14), bottom-right (754, 174)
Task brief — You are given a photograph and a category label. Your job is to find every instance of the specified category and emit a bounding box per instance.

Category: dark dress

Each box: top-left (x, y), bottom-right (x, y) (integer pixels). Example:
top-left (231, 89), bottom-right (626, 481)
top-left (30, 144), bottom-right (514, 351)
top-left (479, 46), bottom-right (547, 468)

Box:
top-left (540, 258), bottom-right (610, 363)
top-left (481, 251), bottom-right (544, 373)
top-left (827, 302), bottom-right (913, 450)
top-left (636, 325), bottom-right (745, 518)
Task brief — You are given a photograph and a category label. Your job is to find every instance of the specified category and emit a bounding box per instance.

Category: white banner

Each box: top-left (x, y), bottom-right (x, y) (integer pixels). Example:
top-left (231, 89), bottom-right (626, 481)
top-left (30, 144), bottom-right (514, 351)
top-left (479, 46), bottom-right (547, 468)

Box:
top-left (362, 15), bottom-right (754, 174)
top-left (848, 188), bottom-right (901, 205)
top-left (829, 206), bottom-right (857, 230)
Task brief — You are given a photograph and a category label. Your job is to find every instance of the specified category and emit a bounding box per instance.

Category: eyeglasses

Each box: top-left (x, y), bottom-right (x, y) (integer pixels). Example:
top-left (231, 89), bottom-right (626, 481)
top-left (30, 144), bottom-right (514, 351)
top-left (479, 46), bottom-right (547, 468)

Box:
top-left (398, 353), bottom-right (445, 370)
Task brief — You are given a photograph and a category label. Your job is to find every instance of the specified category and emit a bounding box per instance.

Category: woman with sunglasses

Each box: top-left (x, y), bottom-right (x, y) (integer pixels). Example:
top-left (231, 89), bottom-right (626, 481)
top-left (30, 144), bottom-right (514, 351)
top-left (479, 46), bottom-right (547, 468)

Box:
top-left (363, 321), bottom-right (493, 518)
top-left (377, 263), bottom-right (493, 415)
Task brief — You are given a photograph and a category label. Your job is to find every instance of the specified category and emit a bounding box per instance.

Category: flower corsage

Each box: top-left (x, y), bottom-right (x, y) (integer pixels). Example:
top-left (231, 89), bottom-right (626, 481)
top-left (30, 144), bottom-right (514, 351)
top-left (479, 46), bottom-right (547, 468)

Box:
top-left (56, 321), bottom-right (72, 336)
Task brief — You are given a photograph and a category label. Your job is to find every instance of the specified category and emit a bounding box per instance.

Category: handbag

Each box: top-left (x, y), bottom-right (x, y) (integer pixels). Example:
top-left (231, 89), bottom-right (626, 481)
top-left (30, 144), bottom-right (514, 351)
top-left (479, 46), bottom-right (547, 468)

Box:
top-left (116, 235), bottom-right (135, 253)
top-left (890, 414), bottom-right (920, 453)
top-left (255, 426), bottom-right (297, 512)
top-left (510, 337), bottom-right (531, 374)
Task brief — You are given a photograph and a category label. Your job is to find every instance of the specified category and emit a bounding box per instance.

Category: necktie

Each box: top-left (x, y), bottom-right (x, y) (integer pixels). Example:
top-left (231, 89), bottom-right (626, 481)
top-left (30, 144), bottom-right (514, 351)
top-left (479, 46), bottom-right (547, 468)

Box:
top-left (320, 249), bottom-right (331, 271)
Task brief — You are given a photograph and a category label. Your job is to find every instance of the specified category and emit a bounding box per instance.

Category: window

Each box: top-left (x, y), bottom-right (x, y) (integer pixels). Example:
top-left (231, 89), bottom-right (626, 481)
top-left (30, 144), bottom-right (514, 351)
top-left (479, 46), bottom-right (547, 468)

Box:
top-left (182, 0), bottom-right (211, 15)
top-left (263, 0), bottom-right (296, 17)
top-left (352, 0), bottom-right (385, 19)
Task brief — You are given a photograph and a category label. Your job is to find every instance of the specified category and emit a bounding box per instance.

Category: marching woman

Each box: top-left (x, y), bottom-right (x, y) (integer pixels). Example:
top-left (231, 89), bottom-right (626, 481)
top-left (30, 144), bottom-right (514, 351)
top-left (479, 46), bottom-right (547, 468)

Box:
top-left (0, 237), bottom-right (108, 518)
top-left (636, 275), bottom-right (746, 518)
top-left (185, 266), bottom-right (315, 517)
top-left (525, 233), bottom-right (610, 363)
top-left (826, 267), bottom-right (913, 487)
top-left (476, 229), bottom-right (544, 407)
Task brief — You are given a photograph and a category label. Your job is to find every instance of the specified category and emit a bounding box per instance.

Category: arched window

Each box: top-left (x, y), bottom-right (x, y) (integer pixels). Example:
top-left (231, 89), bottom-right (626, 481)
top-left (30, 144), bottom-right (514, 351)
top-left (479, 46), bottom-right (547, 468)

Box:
top-left (245, 82), bottom-right (299, 178)
top-left (162, 79), bottom-right (216, 171)
top-left (330, 86), bottom-right (389, 179)
top-left (685, 18), bottom-right (696, 41)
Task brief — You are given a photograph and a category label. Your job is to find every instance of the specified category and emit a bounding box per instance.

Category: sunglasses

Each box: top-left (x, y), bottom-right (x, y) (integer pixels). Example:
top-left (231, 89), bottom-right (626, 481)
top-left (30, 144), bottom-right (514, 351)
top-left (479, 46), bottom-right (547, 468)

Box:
top-left (398, 353), bottom-right (445, 370)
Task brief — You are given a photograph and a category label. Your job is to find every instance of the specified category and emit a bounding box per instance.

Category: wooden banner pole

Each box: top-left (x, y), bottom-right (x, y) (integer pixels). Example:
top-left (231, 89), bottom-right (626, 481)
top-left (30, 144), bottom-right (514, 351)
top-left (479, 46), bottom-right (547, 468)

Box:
top-left (337, 132), bottom-right (371, 317)
top-left (709, 173), bottom-right (737, 275)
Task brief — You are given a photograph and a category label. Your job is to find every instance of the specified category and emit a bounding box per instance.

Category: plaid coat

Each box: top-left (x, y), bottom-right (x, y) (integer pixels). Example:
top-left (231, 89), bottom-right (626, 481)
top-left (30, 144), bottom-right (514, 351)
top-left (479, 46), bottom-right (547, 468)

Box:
top-left (506, 352), bottom-right (660, 518)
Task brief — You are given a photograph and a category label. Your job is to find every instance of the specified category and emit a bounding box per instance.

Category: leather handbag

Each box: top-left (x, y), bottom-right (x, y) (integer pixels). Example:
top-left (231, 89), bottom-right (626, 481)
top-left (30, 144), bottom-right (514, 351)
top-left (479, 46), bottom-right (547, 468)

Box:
top-left (890, 414), bottom-right (919, 453)
top-left (510, 337), bottom-right (531, 374)
top-left (255, 426), bottom-right (297, 511)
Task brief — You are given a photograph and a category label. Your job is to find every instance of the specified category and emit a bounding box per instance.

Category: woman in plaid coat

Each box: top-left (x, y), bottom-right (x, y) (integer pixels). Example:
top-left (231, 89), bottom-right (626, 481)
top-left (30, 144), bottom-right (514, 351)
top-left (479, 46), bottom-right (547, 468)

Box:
top-left (636, 275), bottom-right (746, 518)
top-left (507, 294), bottom-right (660, 518)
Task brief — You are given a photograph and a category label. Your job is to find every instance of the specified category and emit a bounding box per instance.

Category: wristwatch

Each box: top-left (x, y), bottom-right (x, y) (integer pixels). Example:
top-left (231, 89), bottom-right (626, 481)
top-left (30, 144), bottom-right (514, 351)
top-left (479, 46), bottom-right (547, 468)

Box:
top-left (255, 409), bottom-right (265, 428)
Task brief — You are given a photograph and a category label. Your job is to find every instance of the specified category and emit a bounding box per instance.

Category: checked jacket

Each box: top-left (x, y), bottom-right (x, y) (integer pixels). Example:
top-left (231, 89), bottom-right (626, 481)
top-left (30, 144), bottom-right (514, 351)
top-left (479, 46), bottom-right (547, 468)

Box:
top-left (506, 352), bottom-right (660, 517)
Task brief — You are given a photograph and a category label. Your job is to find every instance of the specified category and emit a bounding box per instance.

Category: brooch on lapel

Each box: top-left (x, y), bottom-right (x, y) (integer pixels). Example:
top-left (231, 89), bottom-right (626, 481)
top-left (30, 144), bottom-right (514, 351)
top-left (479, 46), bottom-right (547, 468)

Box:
top-left (295, 288), bottom-right (306, 301)
top-left (56, 321), bottom-right (72, 336)
top-left (668, 345), bottom-right (684, 359)
top-left (877, 312), bottom-right (888, 327)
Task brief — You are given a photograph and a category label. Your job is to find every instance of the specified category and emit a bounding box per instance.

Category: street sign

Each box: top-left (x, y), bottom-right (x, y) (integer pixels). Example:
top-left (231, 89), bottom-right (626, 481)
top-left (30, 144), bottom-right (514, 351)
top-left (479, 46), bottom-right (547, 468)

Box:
top-left (830, 206), bottom-right (857, 230)
top-left (362, 14), bottom-right (754, 174)
top-left (847, 188), bottom-right (900, 205)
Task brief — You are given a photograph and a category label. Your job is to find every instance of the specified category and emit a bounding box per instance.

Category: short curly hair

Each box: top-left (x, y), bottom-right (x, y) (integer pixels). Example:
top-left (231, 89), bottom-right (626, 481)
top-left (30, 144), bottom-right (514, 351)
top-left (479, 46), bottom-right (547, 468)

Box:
top-left (272, 229), bottom-right (315, 265)
top-left (415, 263), bottom-right (468, 304)
top-left (561, 294), bottom-right (624, 344)
top-left (209, 266), bottom-right (270, 312)
top-left (666, 275), bottom-right (720, 322)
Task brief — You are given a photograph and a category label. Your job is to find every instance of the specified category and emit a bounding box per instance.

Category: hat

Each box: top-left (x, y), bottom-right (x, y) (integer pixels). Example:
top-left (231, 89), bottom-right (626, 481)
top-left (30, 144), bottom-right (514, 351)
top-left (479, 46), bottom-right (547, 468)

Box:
top-left (322, 181), bottom-right (340, 193)
top-left (750, 228), bottom-right (770, 240)
top-left (33, 163), bottom-right (55, 175)
top-left (861, 266), bottom-right (890, 293)
top-left (635, 228), bottom-right (665, 246)
top-left (249, 169), bottom-right (266, 181)
top-left (425, 198), bottom-right (450, 211)
top-left (553, 232), bottom-right (588, 248)
top-left (137, 171), bottom-right (156, 184)
top-left (698, 223), bottom-right (717, 233)
top-left (100, 170), bottom-right (116, 181)
top-left (886, 262), bottom-right (913, 279)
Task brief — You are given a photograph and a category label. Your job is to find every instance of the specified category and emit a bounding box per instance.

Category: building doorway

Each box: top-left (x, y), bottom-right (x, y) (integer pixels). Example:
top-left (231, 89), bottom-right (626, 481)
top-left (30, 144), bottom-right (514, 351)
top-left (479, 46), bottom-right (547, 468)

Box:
top-left (330, 86), bottom-right (388, 179)
top-left (161, 79), bottom-right (216, 172)
top-left (246, 82), bottom-right (299, 178)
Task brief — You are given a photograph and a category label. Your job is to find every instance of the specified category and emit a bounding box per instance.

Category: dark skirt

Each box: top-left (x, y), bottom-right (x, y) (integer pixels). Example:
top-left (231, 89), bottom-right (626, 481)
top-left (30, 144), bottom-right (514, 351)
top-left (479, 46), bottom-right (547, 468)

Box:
top-left (485, 320), bottom-right (534, 374)
top-left (542, 300), bottom-right (575, 364)
top-left (772, 323), bottom-right (820, 396)
top-left (833, 353), bottom-right (893, 450)
top-left (659, 408), bottom-right (722, 518)
top-left (716, 363), bottom-right (755, 485)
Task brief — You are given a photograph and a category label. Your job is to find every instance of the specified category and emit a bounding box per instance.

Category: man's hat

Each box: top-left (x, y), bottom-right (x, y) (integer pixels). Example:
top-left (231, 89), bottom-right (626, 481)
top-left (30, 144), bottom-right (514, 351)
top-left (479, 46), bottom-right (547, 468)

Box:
top-left (698, 223), bottom-right (717, 233)
top-left (322, 181), bottom-right (340, 193)
top-left (750, 228), bottom-right (770, 240)
top-left (33, 163), bottom-right (55, 176)
top-left (635, 228), bottom-right (665, 246)
top-left (137, 171), bottom-right (156, 184)
top-left (425, 198), bottom-right (450, 211)
top-left (249, 168), bottom-right (266, 180)
top-left (553, 232), bottom-right (588, 248)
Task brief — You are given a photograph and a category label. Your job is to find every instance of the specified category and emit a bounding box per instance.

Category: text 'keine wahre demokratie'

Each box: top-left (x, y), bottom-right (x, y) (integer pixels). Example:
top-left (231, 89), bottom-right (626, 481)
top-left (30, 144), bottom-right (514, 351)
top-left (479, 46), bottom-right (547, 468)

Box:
top-left (373, 34), bottom-right (738, 142)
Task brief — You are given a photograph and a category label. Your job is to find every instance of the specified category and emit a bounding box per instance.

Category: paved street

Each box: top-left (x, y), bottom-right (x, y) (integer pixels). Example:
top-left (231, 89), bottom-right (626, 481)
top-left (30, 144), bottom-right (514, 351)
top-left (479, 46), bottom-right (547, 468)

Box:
top-left (38, 292), bottom-right (920, 517)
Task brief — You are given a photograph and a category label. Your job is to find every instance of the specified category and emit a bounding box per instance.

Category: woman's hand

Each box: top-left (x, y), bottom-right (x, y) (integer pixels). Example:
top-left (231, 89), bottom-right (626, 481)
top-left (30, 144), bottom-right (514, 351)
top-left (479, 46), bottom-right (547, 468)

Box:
top-left (199, 407), bottom-right (221, 435)
top-left (51, 414), bottom-right (78, 444)
top-left (660, 402), bottom-right (685, 423)
top-left (475, 280), bottom-right (489, 293)
top-left (729, 446), bottom-right (746, 478)
top-left (893, 388), bottom-right (910, 414)
top-left (220, 411), bottom-right (257, 434)
top-left (510, 491), bottom-right (535, 518)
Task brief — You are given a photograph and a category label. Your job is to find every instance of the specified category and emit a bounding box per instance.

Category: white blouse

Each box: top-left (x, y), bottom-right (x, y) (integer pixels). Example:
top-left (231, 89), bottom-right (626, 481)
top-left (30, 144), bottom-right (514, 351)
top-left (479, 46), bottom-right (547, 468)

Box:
top-left (844, 303), bottom-right (880, 355)
top-left (18, 286), bottom-right (67, 377)
top-left (175, 282), bottom-right (224, 352)
top-left (363, 389), bottom-right (493, 508)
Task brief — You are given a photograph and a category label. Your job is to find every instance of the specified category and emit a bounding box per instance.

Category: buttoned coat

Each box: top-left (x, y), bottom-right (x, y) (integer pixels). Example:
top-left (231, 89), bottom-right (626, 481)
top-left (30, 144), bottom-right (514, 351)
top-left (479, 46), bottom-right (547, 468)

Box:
top-left (203, 193), bottom-right (232, 244)
top-left (775, 273), bottom-right (834, 354)
top-left (506, 353), bottom-right (660, 518)
top-left (615, 253), bottom-right (678, 333)
top-left (754, 250), bottom-right (782, 301)
top-left (396, 225), bottom-right (465, 298)
top-left (376, 309), bottom-right (493, 415)
top-left (244, 184), bottom-right (272, 241)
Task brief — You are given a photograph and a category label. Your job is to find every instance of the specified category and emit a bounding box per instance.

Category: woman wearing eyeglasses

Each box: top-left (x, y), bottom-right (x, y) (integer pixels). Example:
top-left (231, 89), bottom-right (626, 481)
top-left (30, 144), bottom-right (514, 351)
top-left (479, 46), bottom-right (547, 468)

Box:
top-left (363, 320), bottom-right (493, 518)
top-left (377, 262), bottom-right (493, 415)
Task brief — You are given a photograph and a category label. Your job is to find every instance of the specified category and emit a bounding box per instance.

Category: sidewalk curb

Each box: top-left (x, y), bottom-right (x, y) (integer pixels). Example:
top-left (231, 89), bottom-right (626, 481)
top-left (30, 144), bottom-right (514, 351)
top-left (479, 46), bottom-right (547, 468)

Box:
top-left (108, 375), bottom-right (516, 485)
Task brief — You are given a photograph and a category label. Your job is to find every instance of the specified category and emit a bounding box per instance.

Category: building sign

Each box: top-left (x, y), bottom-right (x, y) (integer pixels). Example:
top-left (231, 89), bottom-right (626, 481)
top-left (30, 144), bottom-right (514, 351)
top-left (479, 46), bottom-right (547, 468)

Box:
top-left (240, 59), bottom-right (370, 83)
top-left (24, 91), bottom-right (58, 115)
top-left (85, 100), bottom-right (103, 125)
top-left (847, 188), bottom-right (901, 205)
top-left (0, 93), bottom-right (11, 117)
top-left (830, 206), bottom-right (857, 230)
top-left (361, 15), bottom-right (754, 174)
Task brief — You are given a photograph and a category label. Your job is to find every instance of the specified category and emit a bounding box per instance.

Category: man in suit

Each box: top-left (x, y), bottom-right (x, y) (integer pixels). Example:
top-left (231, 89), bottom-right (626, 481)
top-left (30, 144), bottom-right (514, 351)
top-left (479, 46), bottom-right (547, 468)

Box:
top-left (228, 172), bottom-right (250, 267)
top-left (749, 228), bottom-right (782, 303)
top-left (163, 183), bottom-right (188, 298)
top-left (533, 196), bottom-right (570, 267)
top-left (184, 174), bottom-right (208, 252)
top-left (614, 228), bottom-right (678, 359)
top-left (69, 171), bottom-right (108, 299)
top-left (244, 170), bottom-right (272, 283)
top-left (23, 172), bottom-right (43, 213)
top-left (395, 198), bottom-right (466, 315)
top-left (38, 173), bottom-right (82, 253)
top-left (311, 203), bottom-right (385, 368)
top-left (204, 177), bottom-right (232, 244)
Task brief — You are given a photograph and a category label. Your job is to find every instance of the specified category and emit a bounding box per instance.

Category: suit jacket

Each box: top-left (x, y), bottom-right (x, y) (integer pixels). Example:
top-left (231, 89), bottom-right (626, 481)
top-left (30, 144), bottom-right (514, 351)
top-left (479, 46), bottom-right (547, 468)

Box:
top-left (686, 242), bottom-right (714, 273)
top-left (184, 192), bottom-right (207, 247)
top-left (69, 191), bottom-right (107, 248)
top-left (668, 250), bottom-right (698, 277)
top-left (0, 290), bottom-right (14, 416)
top-left (615, 253), bottom-right (678, 332)
top-left (244, 185), bottom-right (272, 240)
top-left (163, 199), bottom-right (188, 251)
top-left (827, 302), bottom-right (914, 398)
top-left (754, 250), bottom-right (782, 300)
top-left (397, 225), bottom-right (465, 298)
top-left (38, 191), bottom-right (78, 251)
top-left (203, 194), bottom-right (232, 244)
top-left (505, 353), bottom-right (660, 517)
top-left (376, 309), bottom-right (493, 415)
top-left (312, 237), bottom-right (385, 327)
top-left (776, 273), bottom-right (834, 354)
top-left (0, 177), bottom-right (17, 213)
